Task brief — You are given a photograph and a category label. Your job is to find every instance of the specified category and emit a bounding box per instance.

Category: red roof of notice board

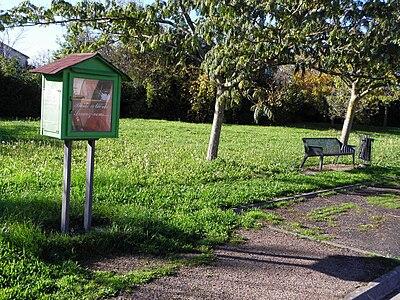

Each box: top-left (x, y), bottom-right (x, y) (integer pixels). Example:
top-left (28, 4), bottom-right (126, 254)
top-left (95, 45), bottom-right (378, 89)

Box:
top-left (31, 52), bottom-right (129, 79)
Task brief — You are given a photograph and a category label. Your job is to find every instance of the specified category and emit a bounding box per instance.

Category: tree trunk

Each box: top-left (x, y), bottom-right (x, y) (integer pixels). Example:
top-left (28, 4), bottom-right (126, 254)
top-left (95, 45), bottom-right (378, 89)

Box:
top-left (207, 89), bottom-right (225, 161)
top-left (340, 82), bottom-right (359, 145)
top-left (383, 104), bottom-right (388, 128)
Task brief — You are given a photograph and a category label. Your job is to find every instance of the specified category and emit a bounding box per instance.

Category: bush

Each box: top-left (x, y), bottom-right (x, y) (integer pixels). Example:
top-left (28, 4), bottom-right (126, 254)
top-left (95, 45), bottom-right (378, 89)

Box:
top-left (120, 81), bottom-right (147, 118)
top-left (0, 57), bottom-right (41, 119)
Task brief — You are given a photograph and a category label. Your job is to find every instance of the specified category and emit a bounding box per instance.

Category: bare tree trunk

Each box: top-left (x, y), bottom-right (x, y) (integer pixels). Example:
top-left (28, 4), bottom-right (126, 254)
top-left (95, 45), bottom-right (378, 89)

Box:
top-left (340, 81), bottom-right (359, 145)
top-left (207, 89), bottom-right (225, 161)
top-left (383, 104), bottom-right (388, 128)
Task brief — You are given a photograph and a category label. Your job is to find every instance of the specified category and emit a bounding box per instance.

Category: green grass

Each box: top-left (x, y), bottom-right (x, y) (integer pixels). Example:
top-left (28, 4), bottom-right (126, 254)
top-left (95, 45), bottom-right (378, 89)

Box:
top-left (240, 209), bottom-right (283, 228)
top-left (366, 194), bottom-right (400, 209)
top-left (1, 119), bottom-right (400, 298)
top-left (0, 237), bottom-right (178, 300)
top-left (285, 222), bottom-right (330, 241)
top-left (307, 202), bottom-right (357, 225)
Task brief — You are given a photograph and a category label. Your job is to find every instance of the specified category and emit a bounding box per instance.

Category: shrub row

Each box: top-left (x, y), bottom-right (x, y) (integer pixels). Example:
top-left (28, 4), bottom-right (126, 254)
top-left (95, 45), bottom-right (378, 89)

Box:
top-left (0, 57), bottom-right (398, 127)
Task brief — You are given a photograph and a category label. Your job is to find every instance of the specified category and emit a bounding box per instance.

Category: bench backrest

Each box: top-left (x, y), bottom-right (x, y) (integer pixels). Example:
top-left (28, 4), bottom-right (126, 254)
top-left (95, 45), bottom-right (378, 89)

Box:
top-left (302, 138), bottom-right (342, 155)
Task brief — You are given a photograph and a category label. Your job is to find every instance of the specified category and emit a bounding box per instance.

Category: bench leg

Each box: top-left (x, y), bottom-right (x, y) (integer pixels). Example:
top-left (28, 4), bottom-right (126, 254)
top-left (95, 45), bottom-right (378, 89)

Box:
top-left (319, 156), bottom-right (324, 171)
top-left (352, 153), bottom-right (355, 165)
top-left (300, 155), bottom-right (308, 169)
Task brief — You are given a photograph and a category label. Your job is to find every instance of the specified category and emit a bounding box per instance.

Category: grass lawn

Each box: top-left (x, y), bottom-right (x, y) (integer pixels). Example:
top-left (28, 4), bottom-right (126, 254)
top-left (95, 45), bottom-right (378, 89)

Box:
top-left (1, 119), bottom-right (400, 299)
top-left (367, 194), bottom-right (400, 209)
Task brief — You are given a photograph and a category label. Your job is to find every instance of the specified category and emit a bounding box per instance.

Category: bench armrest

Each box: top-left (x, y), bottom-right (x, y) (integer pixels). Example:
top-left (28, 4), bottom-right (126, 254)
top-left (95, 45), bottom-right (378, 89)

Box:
top-left (338, 141), bottom-right (356, 149)
top-left (340, 144), bottom-right (356, 154)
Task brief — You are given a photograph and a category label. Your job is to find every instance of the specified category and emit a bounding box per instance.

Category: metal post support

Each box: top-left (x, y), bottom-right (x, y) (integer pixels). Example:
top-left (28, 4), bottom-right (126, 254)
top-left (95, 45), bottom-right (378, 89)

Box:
top-left (61, 140), bottom-right (72, 233)
top-left (84, 139), bottom-right (95, 231)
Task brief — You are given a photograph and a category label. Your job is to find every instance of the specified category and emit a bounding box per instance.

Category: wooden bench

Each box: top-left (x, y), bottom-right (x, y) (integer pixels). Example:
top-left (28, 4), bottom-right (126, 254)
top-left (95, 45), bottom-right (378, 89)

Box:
top-left (300, 138), bottom-right (355, 171)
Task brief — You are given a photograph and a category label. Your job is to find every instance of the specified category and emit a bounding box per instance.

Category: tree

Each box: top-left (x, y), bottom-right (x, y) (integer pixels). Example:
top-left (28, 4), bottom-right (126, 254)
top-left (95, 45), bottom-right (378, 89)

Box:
top-left (326, 77), bottom-right (380, 126)
top-left (302, 1), bottom-right (400, 144)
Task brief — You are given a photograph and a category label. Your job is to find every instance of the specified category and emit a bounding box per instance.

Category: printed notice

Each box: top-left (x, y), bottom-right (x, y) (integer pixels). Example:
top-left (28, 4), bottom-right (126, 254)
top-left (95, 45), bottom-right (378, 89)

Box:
top-left (42, 80), bottom-right (62, 133)
top-left (72, 78), bottom-right (113, 132)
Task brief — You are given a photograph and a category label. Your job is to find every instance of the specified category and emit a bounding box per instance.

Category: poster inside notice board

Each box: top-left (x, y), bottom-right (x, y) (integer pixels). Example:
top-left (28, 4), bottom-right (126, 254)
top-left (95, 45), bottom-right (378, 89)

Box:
top-left (42, 80), bottom-right (62, 134)
top-left (72, 78), bottom-right (113, 132)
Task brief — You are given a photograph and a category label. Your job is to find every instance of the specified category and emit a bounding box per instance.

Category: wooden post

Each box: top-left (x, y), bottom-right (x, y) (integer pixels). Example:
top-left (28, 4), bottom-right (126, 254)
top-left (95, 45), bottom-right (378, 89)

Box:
top-left (61, 140), bottom-right (72, 233)
top-left (84, 139), bottom-right (95, 231)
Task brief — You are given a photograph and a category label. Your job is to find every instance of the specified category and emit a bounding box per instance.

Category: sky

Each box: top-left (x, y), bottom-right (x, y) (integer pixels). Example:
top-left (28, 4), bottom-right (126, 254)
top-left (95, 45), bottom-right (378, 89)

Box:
top-left (0, 0), bottom-right (79, 62)
top-left (0, 0), bottom-right (151, 63)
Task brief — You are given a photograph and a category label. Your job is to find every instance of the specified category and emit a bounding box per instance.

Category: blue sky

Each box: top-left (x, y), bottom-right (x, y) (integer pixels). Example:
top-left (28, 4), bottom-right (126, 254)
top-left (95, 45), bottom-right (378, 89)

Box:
top-left (0, 0), bottom-right (152, 62)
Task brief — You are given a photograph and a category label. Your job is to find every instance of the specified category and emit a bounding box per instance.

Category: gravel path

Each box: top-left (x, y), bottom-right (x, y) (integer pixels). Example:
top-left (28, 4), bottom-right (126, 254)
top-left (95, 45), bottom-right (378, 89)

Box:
top-left (114, 228), bottom-right (395, 300)
top-left (270, 186), bottom-right (400, 257)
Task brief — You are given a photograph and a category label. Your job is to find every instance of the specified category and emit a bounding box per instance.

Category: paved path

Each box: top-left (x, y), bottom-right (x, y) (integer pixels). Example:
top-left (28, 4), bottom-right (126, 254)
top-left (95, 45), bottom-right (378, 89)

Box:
top-left (270, 187), bottom-right (400, 257)
top-left (116, 228), bottom-right (396, 300)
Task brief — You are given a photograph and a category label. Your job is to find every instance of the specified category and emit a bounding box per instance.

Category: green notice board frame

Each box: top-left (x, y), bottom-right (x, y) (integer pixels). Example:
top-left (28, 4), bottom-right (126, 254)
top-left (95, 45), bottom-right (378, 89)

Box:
top-left (35, 53), bottom-right (124, 140)
top-left (65, 70), bottom-right (121, 139)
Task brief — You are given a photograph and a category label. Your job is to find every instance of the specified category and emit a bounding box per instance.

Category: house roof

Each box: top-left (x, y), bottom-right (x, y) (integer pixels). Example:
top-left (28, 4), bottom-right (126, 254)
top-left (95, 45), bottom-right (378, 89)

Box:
top-left (0, 42), bottom-right (29, 59)
top-left (31, 52), bottom-right (129, 79)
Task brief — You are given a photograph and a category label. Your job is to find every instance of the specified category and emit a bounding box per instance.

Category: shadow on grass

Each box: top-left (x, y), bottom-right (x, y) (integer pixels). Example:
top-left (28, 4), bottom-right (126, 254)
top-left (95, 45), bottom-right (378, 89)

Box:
top-left (0, 194), bottom-right (201, 263)
top-left (297, 165), bottom-right (400, 188)
top-left (198, 158), bottom-right (400, 191)
top-left (0, 123), bottom-right (67, 148)
top-left (42, 218), bottom-right (200, 262)
top-left (347, 166), bottom-right (400, 186)
top-left (0, 197), bottom-right (60, 227)
top-left (228, 166), bottom-right (400, 211)
top-left (0, 123), bottom-right (40, 141)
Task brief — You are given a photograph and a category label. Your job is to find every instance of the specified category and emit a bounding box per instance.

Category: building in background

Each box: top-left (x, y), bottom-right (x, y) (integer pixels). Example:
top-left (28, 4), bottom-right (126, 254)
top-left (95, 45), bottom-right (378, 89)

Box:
top-left (0, 42), bottom-right (29, 68)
